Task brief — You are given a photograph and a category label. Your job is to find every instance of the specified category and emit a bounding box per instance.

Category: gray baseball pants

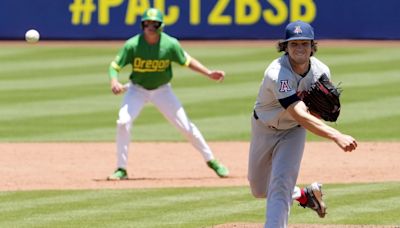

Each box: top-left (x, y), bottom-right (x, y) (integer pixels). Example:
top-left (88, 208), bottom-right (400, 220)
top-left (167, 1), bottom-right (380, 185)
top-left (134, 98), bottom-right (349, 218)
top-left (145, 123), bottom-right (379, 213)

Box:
top-left (248, 115), bottom-right (306, 228)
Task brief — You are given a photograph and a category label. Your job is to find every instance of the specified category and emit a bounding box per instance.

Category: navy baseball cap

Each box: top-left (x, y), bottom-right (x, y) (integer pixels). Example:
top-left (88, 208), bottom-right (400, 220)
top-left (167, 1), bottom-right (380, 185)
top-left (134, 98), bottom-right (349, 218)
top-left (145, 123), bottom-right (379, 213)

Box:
top-left (283, 20), bottom-right (314, 42)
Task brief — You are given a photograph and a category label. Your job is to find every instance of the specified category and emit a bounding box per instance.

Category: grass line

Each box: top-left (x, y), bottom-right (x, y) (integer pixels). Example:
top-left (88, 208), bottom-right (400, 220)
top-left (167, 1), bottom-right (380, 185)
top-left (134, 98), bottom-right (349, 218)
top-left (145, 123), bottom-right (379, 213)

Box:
top-left (0, 183), bottom-right (399, 227)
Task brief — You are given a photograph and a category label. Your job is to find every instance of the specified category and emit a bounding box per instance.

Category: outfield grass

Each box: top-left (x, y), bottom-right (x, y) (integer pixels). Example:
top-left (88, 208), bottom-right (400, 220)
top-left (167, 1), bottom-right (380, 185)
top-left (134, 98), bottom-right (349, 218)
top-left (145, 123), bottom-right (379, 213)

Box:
top-left (0, 182), bottom-right (399, 227)
top-left (1, 42), bottom-right (399, 227)
top-left (1, 43), bottom-right (399, 142)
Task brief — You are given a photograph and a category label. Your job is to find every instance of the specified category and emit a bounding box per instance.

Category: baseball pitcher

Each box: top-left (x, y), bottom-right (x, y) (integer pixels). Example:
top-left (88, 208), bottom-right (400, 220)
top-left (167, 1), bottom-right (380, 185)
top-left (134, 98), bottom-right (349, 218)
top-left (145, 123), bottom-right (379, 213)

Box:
top-left (248, 20), bottom-right (358, 228)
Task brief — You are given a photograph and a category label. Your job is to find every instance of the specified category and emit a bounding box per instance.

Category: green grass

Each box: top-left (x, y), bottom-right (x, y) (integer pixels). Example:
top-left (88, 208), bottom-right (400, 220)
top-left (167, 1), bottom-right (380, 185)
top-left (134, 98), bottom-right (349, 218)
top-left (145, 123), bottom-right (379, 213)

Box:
top-left (1, 42), bottom-right (399, 227)
top-left (1, 43), bottom-right (399, 142)
top-left (0, 182), bottom-right (399, 227)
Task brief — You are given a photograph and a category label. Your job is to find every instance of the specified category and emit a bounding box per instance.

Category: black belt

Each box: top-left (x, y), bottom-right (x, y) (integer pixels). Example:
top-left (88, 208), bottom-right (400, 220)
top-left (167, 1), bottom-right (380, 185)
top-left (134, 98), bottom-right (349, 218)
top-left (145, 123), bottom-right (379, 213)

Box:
top-left (253, 110), bottom-right (259, 120)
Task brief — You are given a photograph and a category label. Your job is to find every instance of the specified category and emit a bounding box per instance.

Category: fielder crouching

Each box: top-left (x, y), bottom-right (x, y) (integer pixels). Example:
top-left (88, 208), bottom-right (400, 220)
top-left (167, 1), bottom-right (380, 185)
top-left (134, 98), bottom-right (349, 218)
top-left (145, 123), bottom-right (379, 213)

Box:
top-left (107, 8), bottom-right (229, 180)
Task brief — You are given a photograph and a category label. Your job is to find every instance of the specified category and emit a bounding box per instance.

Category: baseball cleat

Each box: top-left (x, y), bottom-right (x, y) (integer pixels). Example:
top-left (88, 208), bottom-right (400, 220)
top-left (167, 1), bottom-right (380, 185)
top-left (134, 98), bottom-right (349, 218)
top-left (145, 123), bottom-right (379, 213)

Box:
top-left (207, 159), bottom-right (229, 178)
top-left (300, 182), bottom-right (327, 218)
top-left (107, 168), bottom-right (128, 180)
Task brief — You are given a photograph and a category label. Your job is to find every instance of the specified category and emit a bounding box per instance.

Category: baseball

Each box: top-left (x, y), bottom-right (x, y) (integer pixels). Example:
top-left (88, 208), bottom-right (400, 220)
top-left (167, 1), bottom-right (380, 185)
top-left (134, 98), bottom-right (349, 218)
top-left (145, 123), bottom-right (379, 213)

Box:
top-left (25, 29), bottom-right (40, 43)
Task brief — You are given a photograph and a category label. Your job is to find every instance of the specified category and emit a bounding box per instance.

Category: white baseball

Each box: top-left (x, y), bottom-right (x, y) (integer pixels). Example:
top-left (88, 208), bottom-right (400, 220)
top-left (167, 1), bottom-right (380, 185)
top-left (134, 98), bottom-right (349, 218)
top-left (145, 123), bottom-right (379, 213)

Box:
top-left (25, 29), bottom-right (40, 43)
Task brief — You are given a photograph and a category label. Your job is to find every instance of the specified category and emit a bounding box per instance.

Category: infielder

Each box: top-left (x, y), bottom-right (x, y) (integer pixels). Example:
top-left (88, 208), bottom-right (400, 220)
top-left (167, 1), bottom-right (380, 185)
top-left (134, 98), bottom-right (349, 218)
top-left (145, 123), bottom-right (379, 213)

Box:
top-left (248, 21), bottom-right (357, 227)
top-left (107, 8), bottom-right (229, 180)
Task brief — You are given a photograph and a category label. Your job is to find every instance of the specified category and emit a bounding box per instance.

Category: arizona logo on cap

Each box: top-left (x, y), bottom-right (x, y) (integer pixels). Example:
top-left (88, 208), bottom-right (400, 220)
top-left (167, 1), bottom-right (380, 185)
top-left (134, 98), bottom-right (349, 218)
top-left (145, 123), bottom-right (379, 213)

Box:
top-left (293, 26), bottom-right (303, 34)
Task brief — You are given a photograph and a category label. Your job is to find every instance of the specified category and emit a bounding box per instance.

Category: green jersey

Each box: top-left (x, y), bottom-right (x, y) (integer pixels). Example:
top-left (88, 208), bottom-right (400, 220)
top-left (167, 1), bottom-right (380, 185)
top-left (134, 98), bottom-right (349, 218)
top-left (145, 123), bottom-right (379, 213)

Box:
top-left (111, 32), bottom-right (190, 90)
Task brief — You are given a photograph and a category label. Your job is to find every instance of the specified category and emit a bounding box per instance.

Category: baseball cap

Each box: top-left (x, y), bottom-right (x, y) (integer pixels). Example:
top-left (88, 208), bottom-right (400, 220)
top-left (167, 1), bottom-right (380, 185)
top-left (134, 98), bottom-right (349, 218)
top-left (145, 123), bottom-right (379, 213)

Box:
top-left (141, 8), bottom-right (164, 33)
top-left (141, 8), bottom-right (163, 23)
top-left (283, 20), bottom-right (314, 42)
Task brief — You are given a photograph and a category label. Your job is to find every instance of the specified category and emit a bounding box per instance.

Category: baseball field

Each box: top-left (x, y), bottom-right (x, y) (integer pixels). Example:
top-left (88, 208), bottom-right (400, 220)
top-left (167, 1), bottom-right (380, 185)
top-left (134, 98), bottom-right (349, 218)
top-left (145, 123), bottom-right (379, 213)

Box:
top-left (0, 40), bottom-right (399, 227)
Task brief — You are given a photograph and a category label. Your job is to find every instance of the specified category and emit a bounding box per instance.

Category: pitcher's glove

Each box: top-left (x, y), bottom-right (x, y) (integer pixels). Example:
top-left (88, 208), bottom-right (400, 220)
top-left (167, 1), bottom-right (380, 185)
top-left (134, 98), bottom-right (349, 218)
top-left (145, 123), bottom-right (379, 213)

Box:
top-left (301, 74), bottom-right (342, 122)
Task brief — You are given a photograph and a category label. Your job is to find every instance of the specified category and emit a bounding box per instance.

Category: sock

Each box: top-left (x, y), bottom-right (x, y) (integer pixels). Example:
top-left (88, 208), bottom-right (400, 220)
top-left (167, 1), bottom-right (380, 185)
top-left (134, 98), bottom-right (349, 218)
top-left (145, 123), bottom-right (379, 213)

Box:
top-left (296, 188), bottom-right (308, 205)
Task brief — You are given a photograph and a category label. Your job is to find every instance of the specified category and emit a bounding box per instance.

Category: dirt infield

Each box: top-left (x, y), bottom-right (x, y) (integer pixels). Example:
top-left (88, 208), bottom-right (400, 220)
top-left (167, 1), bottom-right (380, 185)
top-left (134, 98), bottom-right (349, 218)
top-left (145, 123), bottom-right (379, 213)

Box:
top-left (0, 141), bottom-right (398, 228)
top-left (0, 141), bottom-right (398, 191)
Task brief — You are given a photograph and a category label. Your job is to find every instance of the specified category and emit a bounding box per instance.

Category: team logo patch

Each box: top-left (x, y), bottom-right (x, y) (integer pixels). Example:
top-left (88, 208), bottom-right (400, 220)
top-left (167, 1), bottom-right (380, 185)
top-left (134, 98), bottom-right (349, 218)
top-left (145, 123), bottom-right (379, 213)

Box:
top-left (294, 26), bottom-right (302, 34)
top-left (279, 80), bottom-right (292, 92)
top-left (147, 9), bottom-right (158, 17)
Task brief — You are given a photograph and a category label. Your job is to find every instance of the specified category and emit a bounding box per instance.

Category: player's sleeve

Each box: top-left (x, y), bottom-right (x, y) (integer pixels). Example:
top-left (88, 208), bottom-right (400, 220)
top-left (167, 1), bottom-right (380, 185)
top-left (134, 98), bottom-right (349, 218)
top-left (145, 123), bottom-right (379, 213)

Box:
top-left (170, 40), bottom-right (191, 66)
top-left (269, 69), bottom-right (299, 109)
top-left (279, 94), bottom-right (300, 109)
top-left (109, 43), bottom-right (133, 79)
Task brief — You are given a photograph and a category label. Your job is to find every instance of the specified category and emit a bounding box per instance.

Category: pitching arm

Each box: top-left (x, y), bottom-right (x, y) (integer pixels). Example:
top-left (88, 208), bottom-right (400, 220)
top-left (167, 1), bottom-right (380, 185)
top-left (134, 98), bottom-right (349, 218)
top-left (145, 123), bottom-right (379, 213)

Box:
top-left (287, 100), bottom-right (357, 152)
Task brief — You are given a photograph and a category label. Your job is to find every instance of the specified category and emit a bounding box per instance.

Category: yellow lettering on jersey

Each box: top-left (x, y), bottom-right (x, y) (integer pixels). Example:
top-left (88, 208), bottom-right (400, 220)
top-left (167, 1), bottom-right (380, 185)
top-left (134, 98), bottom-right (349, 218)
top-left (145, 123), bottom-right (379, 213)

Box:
top-left (190, 0), bottom-right (201, 25)
top-left (208, 0), bottom-right (231, 25)
top-left (235, 0), bottom-right (261, 25)
top-left (98, 0), bottom-right (123, 25)
top-left (154, 0), bottom-right (179, 25)
top-left (263, 0), bottom-right (288, 25)
top-left (125, 0), bottom-right (150, 25)
top-left (133, 58), bottom-right (170, 72)
top-left (291, 0), bottom-right (316, 22)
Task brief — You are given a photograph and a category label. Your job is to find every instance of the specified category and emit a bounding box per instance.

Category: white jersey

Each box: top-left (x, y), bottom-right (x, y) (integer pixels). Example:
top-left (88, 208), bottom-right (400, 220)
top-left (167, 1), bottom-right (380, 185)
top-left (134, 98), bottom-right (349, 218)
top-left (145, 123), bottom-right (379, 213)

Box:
top-left (254, 54), bottom-right (331, 130)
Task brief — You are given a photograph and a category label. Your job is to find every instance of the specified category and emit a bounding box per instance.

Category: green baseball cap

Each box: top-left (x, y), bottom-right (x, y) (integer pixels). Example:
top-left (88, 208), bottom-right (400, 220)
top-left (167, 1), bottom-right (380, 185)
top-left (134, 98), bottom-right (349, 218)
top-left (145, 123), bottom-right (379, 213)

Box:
top-left (141, 8), bottom-right (163, 23)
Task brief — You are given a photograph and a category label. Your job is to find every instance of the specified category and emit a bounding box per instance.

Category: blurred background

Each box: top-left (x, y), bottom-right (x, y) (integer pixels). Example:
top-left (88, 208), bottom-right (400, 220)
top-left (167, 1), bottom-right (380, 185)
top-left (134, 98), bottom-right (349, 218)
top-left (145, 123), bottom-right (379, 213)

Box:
top-left (1, 0), bottom-right (399, 142)
top-left (1, 0), bottom-right (400, 40)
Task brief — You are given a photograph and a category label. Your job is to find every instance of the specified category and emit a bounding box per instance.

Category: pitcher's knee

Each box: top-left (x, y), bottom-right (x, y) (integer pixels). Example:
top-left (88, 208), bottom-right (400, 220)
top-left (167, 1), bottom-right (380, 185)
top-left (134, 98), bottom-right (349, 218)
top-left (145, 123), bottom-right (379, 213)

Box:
top-left (253, 191), bottom-right (267, 198)
top-left (249, 182), bottom-right (267, 198)
top-left (251, 189), bottom-right (267, 198)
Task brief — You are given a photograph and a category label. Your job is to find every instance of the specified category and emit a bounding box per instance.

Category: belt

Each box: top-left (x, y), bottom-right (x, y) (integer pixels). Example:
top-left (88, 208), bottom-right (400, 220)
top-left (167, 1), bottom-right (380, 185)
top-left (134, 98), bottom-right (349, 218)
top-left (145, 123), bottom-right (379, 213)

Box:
top-left (254, 111), bottom-right (275, 129)
top-left (253, 110), bottom-right (259, 120)
top-left (253, 110), bottom-right (299, 129)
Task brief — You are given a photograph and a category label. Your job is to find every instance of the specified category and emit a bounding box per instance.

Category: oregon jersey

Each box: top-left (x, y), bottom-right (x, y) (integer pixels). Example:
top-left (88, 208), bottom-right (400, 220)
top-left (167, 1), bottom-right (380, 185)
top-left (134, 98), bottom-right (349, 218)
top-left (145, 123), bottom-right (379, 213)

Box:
top-left (111, 32), bottom-right (190, 90)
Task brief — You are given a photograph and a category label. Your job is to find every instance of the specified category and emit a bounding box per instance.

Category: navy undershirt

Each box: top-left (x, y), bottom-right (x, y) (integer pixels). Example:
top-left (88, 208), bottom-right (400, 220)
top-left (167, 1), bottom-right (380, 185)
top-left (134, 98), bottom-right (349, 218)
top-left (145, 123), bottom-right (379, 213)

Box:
top-left (279, 94), bottom-right (300, 109)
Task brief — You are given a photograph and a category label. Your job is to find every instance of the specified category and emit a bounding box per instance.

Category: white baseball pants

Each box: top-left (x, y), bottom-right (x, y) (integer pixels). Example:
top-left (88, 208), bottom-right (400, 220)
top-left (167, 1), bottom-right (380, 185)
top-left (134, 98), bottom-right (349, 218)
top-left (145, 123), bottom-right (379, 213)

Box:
top-left (115, 83), bottom-right (215, 169)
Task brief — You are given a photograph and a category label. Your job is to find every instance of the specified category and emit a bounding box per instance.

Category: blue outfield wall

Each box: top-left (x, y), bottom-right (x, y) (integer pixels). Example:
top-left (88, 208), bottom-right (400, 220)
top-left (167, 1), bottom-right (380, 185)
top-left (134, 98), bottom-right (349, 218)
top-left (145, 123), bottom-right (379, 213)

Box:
top-left (0, 0), bottom-right (399, 40)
